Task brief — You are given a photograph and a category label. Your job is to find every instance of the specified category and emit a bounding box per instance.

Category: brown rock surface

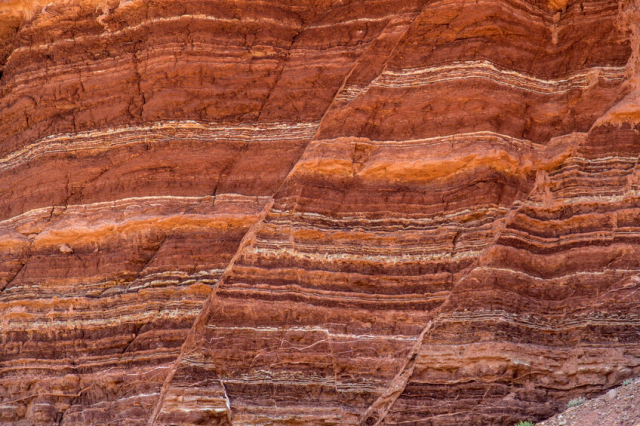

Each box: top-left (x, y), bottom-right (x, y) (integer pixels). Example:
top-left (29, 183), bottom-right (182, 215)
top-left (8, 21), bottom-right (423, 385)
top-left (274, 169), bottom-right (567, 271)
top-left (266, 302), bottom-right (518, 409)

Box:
top-left (1, 0), bottom-right (640, 425)
top-left (538, 379), bottom-right (640, 426)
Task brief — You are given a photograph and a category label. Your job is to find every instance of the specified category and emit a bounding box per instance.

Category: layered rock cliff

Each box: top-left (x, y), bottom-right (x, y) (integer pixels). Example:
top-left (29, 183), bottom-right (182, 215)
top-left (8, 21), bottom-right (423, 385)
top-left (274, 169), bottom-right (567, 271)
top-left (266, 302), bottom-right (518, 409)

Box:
top-left (1, 0), bottom-right (640, 424)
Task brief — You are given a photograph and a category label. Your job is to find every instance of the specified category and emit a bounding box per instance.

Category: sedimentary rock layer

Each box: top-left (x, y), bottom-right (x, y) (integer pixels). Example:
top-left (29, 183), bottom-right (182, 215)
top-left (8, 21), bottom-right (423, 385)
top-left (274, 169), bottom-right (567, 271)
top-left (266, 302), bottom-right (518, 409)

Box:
top-left (1, 0), bottom-right (640, 425)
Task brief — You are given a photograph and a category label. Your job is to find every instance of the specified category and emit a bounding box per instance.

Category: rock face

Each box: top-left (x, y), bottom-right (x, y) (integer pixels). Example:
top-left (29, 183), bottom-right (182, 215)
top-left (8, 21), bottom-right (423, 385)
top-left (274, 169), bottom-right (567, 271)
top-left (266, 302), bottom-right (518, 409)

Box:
top-left (1, 0), bottom-right (640, 425)
top-left (538, 379), bottom-right (640, 425)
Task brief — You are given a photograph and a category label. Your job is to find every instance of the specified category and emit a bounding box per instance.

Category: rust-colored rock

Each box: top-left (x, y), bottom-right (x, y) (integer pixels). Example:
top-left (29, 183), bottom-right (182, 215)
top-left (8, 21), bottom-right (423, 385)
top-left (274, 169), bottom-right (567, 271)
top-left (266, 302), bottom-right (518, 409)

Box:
top-left (1, 0), bottom-right (640, 425)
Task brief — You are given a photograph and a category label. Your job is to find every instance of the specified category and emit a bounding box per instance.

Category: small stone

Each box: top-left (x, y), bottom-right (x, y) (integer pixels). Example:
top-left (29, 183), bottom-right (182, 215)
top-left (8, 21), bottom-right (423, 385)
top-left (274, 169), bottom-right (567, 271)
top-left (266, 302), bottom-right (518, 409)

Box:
top-left (59, 244), bottom-right (73, 254)
top-left (606, 389), bottom-right (618, 400)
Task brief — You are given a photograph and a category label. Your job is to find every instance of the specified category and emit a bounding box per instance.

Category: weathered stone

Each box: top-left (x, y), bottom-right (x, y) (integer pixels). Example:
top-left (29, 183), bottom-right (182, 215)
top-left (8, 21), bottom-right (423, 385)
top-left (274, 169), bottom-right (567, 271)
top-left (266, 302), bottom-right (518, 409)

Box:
top-left (0, 0), bottom-right (639, 425)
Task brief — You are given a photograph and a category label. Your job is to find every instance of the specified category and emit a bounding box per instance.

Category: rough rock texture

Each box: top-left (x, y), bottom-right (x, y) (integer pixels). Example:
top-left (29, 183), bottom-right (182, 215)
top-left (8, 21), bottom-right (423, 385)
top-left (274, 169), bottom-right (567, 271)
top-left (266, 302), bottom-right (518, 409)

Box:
top-left (1, 0), bottom-right (640, 425)
top-left (538, 379), bottom-right (640, 426)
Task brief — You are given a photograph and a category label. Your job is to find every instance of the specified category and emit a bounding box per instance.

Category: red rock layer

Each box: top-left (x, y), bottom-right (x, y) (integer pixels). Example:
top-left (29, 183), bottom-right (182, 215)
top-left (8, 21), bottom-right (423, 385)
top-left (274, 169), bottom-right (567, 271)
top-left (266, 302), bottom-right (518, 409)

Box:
top-left (1, 194), bottom-right (268, 424)
top-left (374, 125), bottom-right (640, 425)
top-left (1, 0), bottom-right (639, 425)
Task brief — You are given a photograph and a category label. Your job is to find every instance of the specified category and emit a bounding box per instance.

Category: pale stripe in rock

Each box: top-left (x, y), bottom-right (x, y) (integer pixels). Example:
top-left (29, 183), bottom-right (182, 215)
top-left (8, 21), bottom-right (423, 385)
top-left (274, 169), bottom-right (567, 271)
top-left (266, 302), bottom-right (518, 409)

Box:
top-left (0, 121), bottom-right (317, 174)
top-left (270, 205), bottom-right (511, 227)
top-left (4, 295), bottom-right (209, 316)
top-left (2, 307), bottom-right (204, 330)
top-left (441, 309), bottom-right (640, 330)
top-left (223, 287), bottom-right (448, 305)
top-left (250, 246), bottom-right (483, 263)
top-left (218, 381), bottom-right (367, 390)
top-left (4, 269), bottom-right (222, 290)
top-left (334, 85), bottom-right (367, 103)
top-left (1, 269), bottom-right (224, 301)
top-left (219, 286), bottom-right (450, 305)
top-left (372, 61), bottom-right (626, 94)
top-left (205, 325), bottom-right (419, 341)
top-left (527, 192), bottom-right (640, 206)
top-left (476, 266), bottom-right (640, 283)
top-left (1, 353), bottom-right (178, 371)
top-left (305, 15), bottom-right (413, 30)
top-left (315, 130), bottom-right (546, 150)
top-left (126, 269), bottom-right (225, 292)
top-left (0, 193), bottom-right (271, 229)
top-left (549, 156), bottom-right (638, 170)
top-left (163, 407), bottom-right (228, 414)
top-left (268, 235), bottom-right (495, 254)
top-left (266, 217), bottom-right (502, 233)
top-left (499, 228), bottom-right (640, 247)
top-left (267, 218), bottom-right (502, 236)
top-left (253, 238), bottom-right (492, 260)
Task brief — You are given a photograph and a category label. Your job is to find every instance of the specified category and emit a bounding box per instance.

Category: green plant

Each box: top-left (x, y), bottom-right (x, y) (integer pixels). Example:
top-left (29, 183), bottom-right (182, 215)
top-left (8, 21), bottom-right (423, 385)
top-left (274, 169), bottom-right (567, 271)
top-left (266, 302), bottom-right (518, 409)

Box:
top-left (623, 378), bottom-right (634, 386)
top-left (567, 396), bottom-right (586, 408)
top-left (515, 422), bottom-right (534, 426)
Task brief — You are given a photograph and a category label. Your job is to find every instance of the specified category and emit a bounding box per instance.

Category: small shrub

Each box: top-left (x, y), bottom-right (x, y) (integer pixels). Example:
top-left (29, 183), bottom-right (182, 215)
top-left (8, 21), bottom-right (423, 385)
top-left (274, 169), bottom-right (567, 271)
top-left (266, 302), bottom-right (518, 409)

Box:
top-left (515, 422), bottom-right (534, 426)
top-left (623, 378), bottom-right (634, 386)
top-left (567, 396), bottom-right (586, 408)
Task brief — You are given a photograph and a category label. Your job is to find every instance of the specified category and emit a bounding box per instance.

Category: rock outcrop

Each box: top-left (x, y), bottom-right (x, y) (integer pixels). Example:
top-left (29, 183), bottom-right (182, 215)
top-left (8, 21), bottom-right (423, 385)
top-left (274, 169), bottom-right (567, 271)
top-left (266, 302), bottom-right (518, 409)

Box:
top-left (1, 0), bottom-right (640, 425)
top-left (538, 378), bottom-right (640, 425)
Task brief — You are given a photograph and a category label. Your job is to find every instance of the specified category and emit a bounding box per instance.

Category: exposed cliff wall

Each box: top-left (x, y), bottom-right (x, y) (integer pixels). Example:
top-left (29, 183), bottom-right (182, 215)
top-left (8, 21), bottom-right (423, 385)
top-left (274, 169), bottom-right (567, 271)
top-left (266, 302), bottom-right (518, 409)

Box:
top-left (1, 0), bottom-right (640, 425)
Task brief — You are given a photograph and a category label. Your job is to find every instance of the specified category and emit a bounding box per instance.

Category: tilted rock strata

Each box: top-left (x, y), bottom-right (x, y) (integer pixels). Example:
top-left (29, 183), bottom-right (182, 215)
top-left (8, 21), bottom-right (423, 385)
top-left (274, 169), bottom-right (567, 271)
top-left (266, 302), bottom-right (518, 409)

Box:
top-left (376, 125), bottom-right (640, 425)
top-left (1, 0), bottom-right (640, 425)
top-left (0, 194), bottom-right (269, 424)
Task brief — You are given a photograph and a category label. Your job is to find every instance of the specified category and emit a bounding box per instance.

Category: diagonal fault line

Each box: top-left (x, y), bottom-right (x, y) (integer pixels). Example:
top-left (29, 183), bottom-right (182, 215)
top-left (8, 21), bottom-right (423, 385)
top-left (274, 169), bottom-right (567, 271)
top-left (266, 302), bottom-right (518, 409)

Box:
top-left (314, 0), bottom-right (434, 138)
top-left (357, 135), bottom-right (591, 425)
top-left (146, 9), bottom-right (416, 424)
top-left (146, 196), bottom-right (274, 426)
top-left (358, 191), bottom-right (540, 425)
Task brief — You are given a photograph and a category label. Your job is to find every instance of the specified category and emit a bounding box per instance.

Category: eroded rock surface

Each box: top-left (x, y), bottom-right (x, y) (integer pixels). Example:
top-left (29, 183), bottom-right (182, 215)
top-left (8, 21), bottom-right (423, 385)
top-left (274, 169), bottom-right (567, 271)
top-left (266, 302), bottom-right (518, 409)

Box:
top-left (1, 0), bottom-right (640, 425)
top-left (538, 379), bottom-right (640, 426)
